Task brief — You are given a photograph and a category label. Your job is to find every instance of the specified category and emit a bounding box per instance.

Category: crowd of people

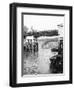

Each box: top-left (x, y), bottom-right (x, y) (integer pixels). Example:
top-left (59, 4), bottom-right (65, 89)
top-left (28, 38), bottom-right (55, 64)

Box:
top-left (23, 39), bottom-right (38, 54)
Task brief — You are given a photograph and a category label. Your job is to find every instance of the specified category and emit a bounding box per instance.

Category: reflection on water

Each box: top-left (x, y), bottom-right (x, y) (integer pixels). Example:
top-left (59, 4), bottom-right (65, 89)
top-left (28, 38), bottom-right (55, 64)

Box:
top-left (22, 38), bottom-right (59, 75)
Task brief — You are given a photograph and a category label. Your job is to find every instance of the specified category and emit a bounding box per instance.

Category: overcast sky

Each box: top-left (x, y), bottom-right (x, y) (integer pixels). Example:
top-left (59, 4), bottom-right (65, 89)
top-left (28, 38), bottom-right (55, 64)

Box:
top-left (23, 15), bottom-right (64, 36)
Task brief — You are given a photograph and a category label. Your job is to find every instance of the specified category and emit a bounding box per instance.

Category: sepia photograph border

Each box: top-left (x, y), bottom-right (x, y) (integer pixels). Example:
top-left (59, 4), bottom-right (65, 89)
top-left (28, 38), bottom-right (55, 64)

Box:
top-left (10, 3), bottom-right (72, 87)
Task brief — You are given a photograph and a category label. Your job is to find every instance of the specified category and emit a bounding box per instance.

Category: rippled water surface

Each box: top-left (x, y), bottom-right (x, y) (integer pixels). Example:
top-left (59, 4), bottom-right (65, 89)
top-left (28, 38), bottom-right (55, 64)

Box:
top-left (23, 39), bottom-right (58, 75)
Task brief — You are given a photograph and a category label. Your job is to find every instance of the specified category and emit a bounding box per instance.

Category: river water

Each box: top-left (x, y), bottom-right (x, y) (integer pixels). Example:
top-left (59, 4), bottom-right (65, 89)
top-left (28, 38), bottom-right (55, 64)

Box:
top-left (23, 39), bottom-right (58, 75)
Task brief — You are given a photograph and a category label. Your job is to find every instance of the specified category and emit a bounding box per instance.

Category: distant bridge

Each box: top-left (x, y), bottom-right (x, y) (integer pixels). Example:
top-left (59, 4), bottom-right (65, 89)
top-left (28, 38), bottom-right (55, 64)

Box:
top-left (24, 30), bottom-right (59, 38)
